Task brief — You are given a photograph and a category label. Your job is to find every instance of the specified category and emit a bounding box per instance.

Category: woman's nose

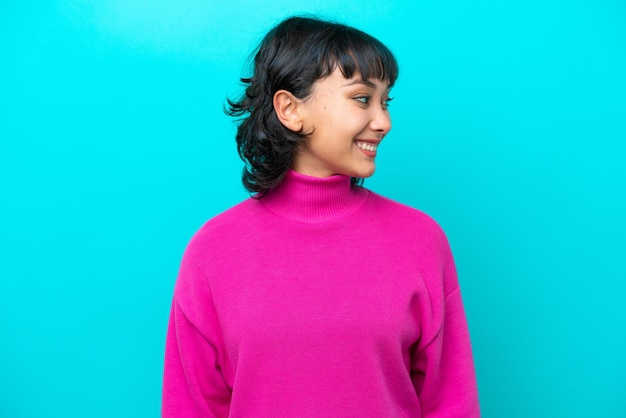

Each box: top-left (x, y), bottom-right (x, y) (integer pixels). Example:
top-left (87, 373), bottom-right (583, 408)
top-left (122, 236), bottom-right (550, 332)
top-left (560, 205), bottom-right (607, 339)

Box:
top-left (370, 106), bottom-right (391, 135)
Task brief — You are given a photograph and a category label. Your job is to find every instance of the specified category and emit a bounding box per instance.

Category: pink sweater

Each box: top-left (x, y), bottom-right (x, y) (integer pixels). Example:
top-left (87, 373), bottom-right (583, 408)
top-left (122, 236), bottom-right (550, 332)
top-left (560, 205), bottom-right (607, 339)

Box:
top-left (163, 170), bottom-right (479, 417)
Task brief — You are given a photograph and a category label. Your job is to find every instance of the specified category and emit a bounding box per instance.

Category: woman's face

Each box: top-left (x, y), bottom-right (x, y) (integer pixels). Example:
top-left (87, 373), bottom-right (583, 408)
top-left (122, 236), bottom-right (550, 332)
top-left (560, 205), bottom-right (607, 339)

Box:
top-left (291, 68), bottom-right (392, 179)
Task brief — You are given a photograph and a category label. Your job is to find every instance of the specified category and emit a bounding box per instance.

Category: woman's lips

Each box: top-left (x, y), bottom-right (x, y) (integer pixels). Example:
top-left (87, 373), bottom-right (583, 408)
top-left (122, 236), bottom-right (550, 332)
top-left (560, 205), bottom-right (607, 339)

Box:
top-left (355, 140), bottom-right (380, 157)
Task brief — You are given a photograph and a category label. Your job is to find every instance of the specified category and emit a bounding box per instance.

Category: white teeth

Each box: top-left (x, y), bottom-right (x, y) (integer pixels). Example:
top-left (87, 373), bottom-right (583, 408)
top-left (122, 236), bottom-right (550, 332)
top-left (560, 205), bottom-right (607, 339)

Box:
top-left (357, 142), bottom-right (378, 152)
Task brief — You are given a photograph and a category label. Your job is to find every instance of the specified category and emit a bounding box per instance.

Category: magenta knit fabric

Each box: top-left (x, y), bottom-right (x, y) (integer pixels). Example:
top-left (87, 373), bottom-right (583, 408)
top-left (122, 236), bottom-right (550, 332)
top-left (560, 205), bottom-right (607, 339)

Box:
top-left (163, 170), bottom-right (480, 417)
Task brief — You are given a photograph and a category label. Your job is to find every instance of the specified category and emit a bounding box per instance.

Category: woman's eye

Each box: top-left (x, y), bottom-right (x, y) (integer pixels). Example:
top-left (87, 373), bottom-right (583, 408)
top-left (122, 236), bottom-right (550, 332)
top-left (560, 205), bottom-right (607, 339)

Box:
top-left (355, 96), bottom-right (370, 104)
top-left (383, 97), bottom-right (394, 109)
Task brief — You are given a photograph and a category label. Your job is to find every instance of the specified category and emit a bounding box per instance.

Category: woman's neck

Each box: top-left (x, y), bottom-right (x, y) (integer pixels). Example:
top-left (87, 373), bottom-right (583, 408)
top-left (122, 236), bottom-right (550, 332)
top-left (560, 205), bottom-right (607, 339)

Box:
top-left (259, 170), bottom-right (369, 223)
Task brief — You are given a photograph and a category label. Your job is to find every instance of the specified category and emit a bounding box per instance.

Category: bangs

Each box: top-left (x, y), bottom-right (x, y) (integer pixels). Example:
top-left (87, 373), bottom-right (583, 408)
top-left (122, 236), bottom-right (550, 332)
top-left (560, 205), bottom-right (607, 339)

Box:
top-left (320, 27), bottom-right (398, 87)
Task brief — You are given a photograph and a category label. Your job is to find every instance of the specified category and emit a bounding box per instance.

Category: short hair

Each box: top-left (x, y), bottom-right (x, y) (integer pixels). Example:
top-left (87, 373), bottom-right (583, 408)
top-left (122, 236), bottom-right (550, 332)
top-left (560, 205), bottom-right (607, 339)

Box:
top-left (226, 16), bottom-right (399, 195)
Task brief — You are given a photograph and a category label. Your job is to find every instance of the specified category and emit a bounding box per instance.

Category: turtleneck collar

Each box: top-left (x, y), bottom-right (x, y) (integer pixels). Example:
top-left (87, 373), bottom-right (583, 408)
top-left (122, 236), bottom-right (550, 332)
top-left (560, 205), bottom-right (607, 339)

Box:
top-left (259, 170), bottom-right (370, 224)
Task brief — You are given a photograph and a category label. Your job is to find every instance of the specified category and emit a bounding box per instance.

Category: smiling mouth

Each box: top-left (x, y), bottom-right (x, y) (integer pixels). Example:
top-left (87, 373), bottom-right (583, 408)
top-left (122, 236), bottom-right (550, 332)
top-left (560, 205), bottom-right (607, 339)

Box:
top-left (355, 141), bottom-right (378, 152)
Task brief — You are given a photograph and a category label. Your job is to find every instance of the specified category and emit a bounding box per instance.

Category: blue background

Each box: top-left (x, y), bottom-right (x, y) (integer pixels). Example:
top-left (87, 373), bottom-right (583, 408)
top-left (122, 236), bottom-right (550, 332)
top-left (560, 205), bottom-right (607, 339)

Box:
top-left (1, 1), bottom-right (625, 417)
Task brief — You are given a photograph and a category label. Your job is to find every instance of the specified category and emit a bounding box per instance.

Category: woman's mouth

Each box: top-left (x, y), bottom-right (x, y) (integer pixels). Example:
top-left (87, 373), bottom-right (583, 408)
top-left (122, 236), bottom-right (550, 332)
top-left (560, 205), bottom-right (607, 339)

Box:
top-left (355, 140), bottom-right (379, 156)
top-left (356, 141), bottom-right (378, 152)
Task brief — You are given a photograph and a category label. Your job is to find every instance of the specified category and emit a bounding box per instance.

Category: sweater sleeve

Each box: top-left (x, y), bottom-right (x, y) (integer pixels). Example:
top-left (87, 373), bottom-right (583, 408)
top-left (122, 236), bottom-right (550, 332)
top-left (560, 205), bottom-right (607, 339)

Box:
top-left (411, 238), bottom-right (480, 417)
top-left (162, 244), bottom-right (232, 418)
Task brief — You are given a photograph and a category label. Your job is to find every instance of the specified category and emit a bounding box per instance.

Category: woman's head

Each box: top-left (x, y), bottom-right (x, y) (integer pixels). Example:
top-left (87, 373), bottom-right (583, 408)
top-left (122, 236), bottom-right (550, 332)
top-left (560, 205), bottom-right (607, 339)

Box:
top-left (227, 16), bottom-right (398, 194)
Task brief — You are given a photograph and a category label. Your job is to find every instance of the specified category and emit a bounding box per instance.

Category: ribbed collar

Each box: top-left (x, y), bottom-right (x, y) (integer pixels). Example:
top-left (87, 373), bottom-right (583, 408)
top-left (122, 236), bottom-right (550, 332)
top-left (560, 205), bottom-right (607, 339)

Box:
top-left (259, 170), bottom-right (370, 224)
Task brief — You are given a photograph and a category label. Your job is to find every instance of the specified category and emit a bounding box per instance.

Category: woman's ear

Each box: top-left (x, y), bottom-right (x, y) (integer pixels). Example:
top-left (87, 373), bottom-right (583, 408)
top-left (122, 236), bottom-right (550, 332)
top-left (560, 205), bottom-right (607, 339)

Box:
top-left (273, 90), bottom-right (304, 132)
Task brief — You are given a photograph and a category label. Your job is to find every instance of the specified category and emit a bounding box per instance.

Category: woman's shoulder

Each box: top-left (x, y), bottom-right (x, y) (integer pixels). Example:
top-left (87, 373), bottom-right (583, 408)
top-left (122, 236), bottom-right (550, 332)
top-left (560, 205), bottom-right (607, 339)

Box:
top-left (175, 198), bottom-right (261, 265)
top-left (365, 190), bottom-right (447, 238)
top-left (187, 197), bottom-right (261, 244)
top-left (365, 191), bottom-right (457, 289)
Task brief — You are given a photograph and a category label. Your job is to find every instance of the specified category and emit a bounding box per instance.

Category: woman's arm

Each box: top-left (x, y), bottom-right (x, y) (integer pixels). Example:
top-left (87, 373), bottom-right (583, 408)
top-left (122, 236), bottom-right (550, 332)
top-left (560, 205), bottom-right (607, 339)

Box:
top-left (162, 300), bottom-right (231, 418)
top-left (411, 236), bottom-right (480, 417)
top-left (162, 244), bottom-right (232, 418)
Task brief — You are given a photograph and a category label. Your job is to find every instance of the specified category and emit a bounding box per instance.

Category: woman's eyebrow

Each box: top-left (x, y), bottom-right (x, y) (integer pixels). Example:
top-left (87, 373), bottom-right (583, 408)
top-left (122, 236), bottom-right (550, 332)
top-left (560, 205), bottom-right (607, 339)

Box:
top-left (342, 78), bottom-right (377, 88)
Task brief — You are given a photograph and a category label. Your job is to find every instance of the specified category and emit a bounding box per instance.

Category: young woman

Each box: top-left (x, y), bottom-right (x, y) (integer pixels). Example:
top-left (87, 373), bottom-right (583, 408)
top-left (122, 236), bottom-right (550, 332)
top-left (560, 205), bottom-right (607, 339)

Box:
top-left (163, 16), bottom-right (480, 417)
